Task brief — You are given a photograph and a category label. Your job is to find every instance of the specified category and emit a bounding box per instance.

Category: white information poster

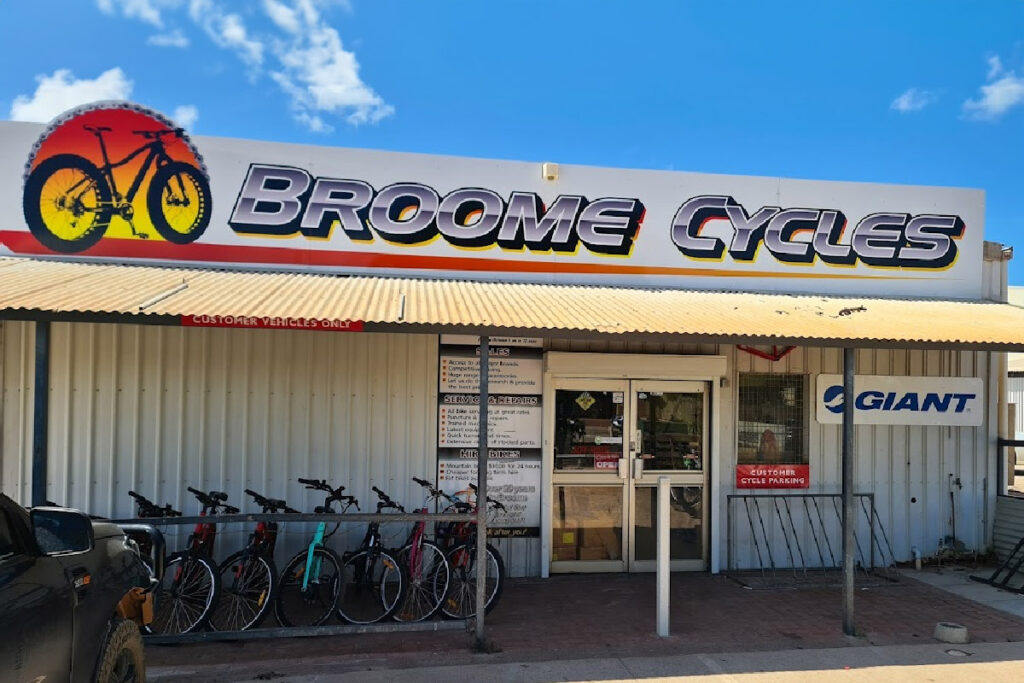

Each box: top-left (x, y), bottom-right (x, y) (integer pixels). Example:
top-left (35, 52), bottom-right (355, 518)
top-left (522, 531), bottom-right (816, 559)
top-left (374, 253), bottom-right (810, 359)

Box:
top-left (438, 457), bottom-right (542, 538)
top-left (440, 354), bottom-right (542, 395)
top-left (436, 337), bottom-right (543, 537)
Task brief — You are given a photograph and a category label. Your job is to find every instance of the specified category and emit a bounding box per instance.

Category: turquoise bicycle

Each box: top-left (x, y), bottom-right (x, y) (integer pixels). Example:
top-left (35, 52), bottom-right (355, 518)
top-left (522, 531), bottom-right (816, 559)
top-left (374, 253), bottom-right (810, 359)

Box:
top-left (274, 478), bottom-right (357, 627)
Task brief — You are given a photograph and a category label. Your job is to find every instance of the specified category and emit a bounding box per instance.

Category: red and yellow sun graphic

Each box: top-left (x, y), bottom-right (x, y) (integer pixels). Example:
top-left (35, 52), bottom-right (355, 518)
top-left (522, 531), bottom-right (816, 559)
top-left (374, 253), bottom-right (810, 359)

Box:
top-left (22, 102), bottom-right (211, 254)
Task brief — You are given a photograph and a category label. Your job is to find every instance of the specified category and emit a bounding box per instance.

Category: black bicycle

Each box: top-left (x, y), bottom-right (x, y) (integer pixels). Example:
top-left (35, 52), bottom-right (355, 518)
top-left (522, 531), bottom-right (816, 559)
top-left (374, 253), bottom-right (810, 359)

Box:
top-left (208, 490), bottom-right (298, 632)
top-left (23, 125), bottom-right (212, 253)
top-left (335, 487), bottom-right (407, 625)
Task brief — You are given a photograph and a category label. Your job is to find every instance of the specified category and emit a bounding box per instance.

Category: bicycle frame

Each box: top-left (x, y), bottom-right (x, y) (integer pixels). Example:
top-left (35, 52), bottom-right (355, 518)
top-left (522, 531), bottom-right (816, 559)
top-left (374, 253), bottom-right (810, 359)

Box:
top-left (301, 521), bottom-right (329, 592)
top-left (95, 137), bottom-right (174, 205)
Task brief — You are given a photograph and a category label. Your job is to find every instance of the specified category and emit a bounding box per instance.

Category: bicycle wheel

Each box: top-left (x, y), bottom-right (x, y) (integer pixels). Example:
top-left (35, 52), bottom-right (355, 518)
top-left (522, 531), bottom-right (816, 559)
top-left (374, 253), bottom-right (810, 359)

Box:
top-left (148, 552), bottom-right (219, 634)
top-left (274, 547), bottom-right (342, 627)
top-left (147, 161), bottom-right (212, 244)
top-left (336, 549), bottom-right (406, 625)
top-left (23, 153), bottom-right (113, 253)
top-left (208, 550), bottom-right (276, 632)
top-left (394, 541), bottom-right (449, 622)
top-left (440, 543), bottom-right (504, 619)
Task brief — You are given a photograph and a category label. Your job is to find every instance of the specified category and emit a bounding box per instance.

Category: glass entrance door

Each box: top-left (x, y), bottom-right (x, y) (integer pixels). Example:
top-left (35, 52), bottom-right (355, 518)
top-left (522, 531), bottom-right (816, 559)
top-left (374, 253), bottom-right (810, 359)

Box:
top-left (550, 379), bottom-right (708, 573)
top-left (551, 380), bottom-right (629, 572)
top-left (628, 381), bottom-right (708, 572)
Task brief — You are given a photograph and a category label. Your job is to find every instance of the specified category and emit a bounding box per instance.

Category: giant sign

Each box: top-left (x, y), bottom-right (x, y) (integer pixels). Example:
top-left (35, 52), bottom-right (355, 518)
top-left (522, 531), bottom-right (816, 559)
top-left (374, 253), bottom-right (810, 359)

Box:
top-left (0, 101), bottom-right (986, 298)
top-left (815, 375), bottom-right (985, 426)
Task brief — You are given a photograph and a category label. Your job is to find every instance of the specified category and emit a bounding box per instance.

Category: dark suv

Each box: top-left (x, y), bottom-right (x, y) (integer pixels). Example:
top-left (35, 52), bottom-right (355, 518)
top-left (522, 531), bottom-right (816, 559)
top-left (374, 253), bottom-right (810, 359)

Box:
top-left (0, 493), bottom-right (162, 683)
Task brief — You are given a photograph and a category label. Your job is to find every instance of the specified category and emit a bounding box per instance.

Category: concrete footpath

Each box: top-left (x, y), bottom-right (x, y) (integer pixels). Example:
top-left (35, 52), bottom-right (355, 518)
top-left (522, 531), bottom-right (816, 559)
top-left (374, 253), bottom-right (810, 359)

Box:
top-left (149, 641), bottom-right (1024, 682)
top-left (146, 570), bottom-right (1024, 682)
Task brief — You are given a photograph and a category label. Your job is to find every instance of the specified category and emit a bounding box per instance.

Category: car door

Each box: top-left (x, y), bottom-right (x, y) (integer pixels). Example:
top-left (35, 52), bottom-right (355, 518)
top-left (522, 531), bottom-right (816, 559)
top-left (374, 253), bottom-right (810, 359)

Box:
top-left (0, 496), bottom-right (73, 683)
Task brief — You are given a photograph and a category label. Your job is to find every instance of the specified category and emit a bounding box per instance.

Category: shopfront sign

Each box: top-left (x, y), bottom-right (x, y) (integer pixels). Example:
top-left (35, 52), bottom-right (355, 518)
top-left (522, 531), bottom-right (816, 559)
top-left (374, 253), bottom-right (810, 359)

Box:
top-left (815, 375), bottom-right (984, 426)
top-left (736, 464), bottom-right (810, 489)
top-left (0, 101), bottom-right (986, 299)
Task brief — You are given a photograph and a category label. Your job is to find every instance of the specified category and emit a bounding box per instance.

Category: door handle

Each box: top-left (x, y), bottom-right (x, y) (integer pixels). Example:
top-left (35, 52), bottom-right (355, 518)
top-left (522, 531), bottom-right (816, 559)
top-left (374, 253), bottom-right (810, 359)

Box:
top-left (617, 458), bottom-right (628, 480)
top-left (633, 458), bottom-right (644, 479)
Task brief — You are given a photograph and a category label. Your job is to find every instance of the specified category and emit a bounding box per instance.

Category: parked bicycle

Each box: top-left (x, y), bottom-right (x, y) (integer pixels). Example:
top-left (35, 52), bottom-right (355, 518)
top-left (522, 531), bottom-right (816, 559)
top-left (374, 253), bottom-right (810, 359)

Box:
top-left (274, 478), bottom-right (357, 627)
top-left (24, 125), bottom-right (212, 253)
top-left (335, 487), bottom-right (408, 625)
top-left (148, 487), bottom-right (237, 635)
top-left (389, 478), bottom-right (452, 622)
top-left (208, 490), bottom-right (299, 632)
top-left (436, 482), bottom-right (506, 619)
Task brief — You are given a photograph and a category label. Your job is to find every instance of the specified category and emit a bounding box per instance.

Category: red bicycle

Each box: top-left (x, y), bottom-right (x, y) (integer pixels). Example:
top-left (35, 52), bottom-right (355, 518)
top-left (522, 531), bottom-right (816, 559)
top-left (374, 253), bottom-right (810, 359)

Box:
top-left (147, 487), bottom-right (237, 635)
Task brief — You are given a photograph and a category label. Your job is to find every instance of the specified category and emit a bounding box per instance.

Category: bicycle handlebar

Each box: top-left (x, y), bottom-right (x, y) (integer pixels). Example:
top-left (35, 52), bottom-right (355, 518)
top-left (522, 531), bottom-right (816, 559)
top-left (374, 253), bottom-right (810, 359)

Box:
top-left (132, 128), bottom-right (182, 139)
top-left (466, 483), bottom-right (507, 511)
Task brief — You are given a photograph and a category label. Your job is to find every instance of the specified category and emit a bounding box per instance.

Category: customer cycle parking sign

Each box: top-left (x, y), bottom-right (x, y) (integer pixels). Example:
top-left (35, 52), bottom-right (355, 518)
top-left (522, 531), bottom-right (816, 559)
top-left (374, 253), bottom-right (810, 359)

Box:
top-left (815, 375), bottom-right (984, 426)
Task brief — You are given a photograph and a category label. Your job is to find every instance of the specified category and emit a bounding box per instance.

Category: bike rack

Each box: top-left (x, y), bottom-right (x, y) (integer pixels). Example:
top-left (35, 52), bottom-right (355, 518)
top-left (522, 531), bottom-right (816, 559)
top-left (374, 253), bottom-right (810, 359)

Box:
top-left (725, 492), bottom-right (900, 588)
top-left (109, 510), bottom-right (483, 645)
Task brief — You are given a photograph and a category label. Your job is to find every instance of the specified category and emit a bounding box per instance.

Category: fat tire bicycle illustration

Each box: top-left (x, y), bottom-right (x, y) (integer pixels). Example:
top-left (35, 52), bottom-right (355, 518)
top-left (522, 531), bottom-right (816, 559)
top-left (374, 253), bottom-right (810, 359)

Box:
top-left (23, 125), bottom-right (212, 253)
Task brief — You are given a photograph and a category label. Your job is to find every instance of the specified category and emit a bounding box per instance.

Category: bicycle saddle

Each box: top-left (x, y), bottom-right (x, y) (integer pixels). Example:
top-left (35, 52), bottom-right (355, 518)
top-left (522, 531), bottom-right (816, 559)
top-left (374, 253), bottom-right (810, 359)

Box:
top-left (83, 125), bottom-right (112, 134)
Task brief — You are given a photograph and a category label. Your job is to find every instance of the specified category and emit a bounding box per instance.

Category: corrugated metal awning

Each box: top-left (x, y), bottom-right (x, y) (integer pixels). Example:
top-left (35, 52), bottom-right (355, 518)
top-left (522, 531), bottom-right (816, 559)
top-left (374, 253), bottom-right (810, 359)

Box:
top-left (2, 256), bottom-right (1024, 350)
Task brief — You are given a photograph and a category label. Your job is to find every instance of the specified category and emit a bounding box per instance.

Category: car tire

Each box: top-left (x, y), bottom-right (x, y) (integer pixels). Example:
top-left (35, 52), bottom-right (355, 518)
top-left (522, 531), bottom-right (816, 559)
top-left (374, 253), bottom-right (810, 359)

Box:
top-left (95, 618), bottom-right (146, 683)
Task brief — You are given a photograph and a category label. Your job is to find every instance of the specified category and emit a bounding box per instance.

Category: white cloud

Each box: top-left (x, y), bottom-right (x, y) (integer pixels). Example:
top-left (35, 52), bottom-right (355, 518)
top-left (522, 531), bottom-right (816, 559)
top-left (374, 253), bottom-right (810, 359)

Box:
top-left (172, 104), bottom-right (199, 128)
top-left (963, 55), bottom-right (1024, 120)
top-left (264, 0), bottom-right (301, 34)
top-left (890, 87), bottom-right (938, 113)
top-left (148, 29), bottom-right (189, 48)
top-left (96, 0), bottom-right (166, 28)
top-left (89, 0), bottom-right (393, 131)
top-left (9, 67), bottom-right (133, 123)
top-left (267, 0), bottom-right (394, 130)
top-left (188, 0), bottom-right (264, 67)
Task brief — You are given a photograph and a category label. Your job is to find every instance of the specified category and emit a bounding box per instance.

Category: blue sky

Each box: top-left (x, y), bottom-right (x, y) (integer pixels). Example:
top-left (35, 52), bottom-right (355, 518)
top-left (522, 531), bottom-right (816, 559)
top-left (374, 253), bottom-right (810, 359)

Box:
top-left (2, 1), bottom-right (1023, 280)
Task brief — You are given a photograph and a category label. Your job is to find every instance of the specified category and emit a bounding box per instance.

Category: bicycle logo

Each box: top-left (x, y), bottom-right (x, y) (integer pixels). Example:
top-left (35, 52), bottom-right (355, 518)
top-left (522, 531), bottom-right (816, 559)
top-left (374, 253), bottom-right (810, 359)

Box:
top-left (21, 101), bottom-right (212, 254)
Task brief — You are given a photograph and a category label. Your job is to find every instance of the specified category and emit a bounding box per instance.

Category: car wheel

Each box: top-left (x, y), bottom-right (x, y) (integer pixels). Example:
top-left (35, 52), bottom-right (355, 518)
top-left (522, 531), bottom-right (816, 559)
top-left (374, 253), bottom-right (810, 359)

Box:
top-left (95, 618), bottom-right (145, 683)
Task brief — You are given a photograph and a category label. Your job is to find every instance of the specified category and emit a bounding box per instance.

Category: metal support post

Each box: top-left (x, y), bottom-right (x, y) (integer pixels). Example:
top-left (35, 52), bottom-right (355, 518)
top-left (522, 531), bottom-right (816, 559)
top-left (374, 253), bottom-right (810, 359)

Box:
top-left (657, 475), bottom-right (670, 636)
top-left (841, 347), bottom-right (856, 636)
top-left (475, 335), bottom-right (490, 649)
top-left (31, 320), bottom-right (50, 507)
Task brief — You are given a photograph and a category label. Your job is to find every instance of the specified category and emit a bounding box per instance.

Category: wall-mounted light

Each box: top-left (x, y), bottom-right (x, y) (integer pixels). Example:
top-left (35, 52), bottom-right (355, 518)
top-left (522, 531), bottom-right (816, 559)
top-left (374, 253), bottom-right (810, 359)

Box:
top-left (541, 162), bottom-right (559, 181)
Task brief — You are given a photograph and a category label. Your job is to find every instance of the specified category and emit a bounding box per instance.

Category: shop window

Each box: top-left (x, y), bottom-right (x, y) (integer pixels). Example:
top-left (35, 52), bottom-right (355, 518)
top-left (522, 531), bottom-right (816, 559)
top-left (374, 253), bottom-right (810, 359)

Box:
top-left (737, 374), bottom-right (808, 465)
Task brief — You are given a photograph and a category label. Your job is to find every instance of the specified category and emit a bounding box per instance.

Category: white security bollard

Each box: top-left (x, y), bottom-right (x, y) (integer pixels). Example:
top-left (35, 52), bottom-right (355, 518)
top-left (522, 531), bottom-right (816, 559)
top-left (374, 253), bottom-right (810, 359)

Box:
top-left (657, 475), bottom-right (670, 637)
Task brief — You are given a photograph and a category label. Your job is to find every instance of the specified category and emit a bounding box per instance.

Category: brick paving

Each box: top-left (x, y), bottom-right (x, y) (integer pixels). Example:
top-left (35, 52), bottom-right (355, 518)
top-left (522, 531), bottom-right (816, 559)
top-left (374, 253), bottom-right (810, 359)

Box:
top-left (147, 572), bottom-right (1024, 676)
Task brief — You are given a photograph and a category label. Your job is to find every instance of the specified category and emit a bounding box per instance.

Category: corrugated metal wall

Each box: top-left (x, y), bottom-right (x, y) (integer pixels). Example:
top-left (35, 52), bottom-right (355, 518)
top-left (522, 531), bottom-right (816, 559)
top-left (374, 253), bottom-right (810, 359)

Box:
top-left (0, 321), bottom-right (999, 577)
top-left (994, 495), bottom-right (1024, 562)
top-left (1007, 375), bottom-right (1024, 438)
top-left (1, 321), bottom-right (455, 570)
top-left (724, 345), bottom-right (994, 569)
top-left (0, 320), bottom-right (544, 577)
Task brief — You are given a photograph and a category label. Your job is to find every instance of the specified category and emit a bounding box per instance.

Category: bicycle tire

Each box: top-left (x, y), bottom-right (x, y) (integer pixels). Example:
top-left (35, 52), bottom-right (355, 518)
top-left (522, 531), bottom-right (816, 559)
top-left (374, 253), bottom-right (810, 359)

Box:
top-left (274, 546), bottom-right (342, 627)
top-left (393, 541), bottom-right (450, 622)
top-left (208, 550), bottom-right (276, 632)
top-left (440, 542), bottom-right (504, 619)
top-left (147, 161), bottom-right (212, 244)
top-left (147, 552), bottom-right (219, 635)
top-left (23, 153), bottom-right (113, 253)
top-left (336, 549), bottom-right (406, 625)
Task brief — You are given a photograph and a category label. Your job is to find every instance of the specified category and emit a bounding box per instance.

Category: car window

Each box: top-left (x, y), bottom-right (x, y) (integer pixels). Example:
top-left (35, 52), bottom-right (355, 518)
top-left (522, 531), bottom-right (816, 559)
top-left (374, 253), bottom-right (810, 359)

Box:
top-left (0, 510), bottom-right (19, 561)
